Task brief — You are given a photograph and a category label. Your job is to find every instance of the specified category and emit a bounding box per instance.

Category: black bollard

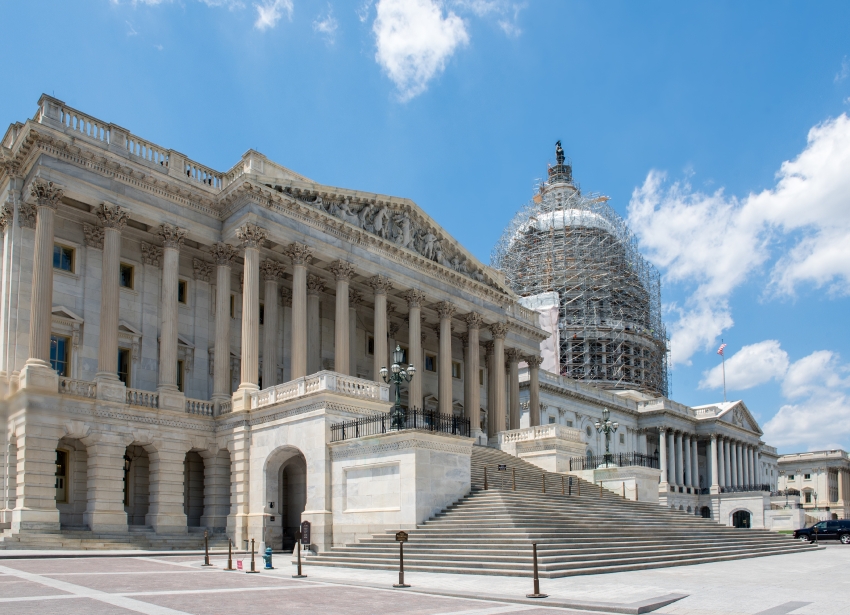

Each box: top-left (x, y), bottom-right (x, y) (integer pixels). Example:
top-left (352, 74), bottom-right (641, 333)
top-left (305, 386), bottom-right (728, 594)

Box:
top-left (512, 468), bottom-right (516, 491)
top-left (393, 541), bottom-right (410, 588)
top-left (246, 538), bottom-right (260, 573)
top-left (202, 529), bottom-right (213, 566)
top-left (526, 543), bottom-right (548, 599)
top-left (225, 538), bottom-right (234, 571)
top-left (542, 472), bottom-right (546, 494)
top-left (484, 466), bottom-right (488, 490)
top-left (293, 530), bottom-right (307, 578)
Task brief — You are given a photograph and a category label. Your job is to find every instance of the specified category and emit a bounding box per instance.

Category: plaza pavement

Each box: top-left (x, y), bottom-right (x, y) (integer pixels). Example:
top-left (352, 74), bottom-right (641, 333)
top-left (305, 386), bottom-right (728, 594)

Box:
top-left (0, 545), bottom-right (844, 615)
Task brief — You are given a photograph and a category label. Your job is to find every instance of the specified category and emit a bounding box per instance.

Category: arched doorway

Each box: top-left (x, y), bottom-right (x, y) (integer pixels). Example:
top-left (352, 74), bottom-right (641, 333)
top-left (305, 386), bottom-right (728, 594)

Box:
top-left (700, 506), bottom-right (711, 519)
top-left (56, 437), bottom-right (87, 528)
top-left (183, 451), bottom-right (204, 528)
top-left (124, 445), bottom-right (150, 526)
top-left (732, 510), bottom-right (751, 528)
top-left (264, 447), bottom-right (307, 551)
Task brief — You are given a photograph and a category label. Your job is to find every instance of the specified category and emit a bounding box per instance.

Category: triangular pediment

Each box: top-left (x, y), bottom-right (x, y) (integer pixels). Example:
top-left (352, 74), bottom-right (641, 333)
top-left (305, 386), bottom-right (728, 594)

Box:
top-left (717, 401), bottom-right (763, 435)
top-left (118, 320), bottom-right (142, 336)
top-left (52, 305), bottom-right (84, 323)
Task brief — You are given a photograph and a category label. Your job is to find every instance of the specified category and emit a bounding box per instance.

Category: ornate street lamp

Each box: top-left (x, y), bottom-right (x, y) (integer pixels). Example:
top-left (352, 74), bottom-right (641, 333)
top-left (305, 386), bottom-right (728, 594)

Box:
top-left (594, 408), bottom-right (619, 468)
top-left (380, 345), bottom-right (415, 430)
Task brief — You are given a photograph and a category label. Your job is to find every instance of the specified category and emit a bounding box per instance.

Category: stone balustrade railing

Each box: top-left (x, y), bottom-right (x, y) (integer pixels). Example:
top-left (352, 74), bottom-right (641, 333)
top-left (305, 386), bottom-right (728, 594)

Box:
top-left (219, 400), bottom-right (233, 415)
top-left (250, 371), bottom-right (390, 410)
top-left (498, 424), bottom-right (584, 445)
top-left (58, 378), bottom-right (96, 399)
top-left (637, 397), bottom-right (695, 417)
top-left (186, 398), bottom-right (214, 416)
top-left (126, 388), bottom-right (159, 409)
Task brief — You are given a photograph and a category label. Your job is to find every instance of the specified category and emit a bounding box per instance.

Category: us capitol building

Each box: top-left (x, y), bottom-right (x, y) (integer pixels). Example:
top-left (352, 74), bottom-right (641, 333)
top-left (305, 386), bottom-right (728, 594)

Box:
top-left (0, 95), bottom-right (845, 554)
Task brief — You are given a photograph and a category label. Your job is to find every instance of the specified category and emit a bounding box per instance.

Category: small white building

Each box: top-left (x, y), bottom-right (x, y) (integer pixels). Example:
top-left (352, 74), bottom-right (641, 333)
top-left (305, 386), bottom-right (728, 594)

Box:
top-left (777, 449), bottom-right (850, 521)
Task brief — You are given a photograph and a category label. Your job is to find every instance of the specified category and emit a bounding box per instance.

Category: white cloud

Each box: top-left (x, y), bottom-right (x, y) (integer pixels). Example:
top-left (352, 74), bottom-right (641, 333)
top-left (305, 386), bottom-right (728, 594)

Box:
top-left (700, 340), bottom-right (789, 391)
top-left (628, 114), bottom-right (850, 365)
top-left (781, 350), bottom-right (849, 399)
top-left (313, 5), bottom-right (339, 44)
top-left (357, 0), bottom-right (374, 23)
top-left (836, 56), bottom-right (849, 84)
top-left (126, 21), bottom-right (139, 36)
top-left (254, 0), bottom-right (293, 30)
top-left (373, 0), bottom-right (469, 101)
top-left (453, 0), bottom-right (523, 36)
top-left (763, 392), bottom-right (850, 451)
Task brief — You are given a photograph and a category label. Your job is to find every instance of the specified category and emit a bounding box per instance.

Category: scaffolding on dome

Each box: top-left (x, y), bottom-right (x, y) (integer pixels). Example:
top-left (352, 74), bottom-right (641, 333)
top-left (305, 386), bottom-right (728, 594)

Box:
top-left (491, 143), bottom-right (669, 397)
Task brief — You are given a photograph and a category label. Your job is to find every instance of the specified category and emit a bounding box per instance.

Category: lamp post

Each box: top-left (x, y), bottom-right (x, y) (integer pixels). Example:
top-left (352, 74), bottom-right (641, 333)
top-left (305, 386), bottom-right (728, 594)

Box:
top-left (594, 408), bottom-right (619, 468)
top-left (381, 345), bottom-right (415, 430)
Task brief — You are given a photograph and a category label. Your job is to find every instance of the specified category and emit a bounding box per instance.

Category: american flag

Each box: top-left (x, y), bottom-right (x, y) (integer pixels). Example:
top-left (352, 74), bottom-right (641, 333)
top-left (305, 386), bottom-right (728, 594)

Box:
top-left (717, 343), bottom-right (727, 356)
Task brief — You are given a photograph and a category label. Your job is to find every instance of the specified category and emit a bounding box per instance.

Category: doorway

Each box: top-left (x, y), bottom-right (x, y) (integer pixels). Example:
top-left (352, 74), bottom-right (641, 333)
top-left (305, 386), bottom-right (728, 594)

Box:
top-left (732, 510), bottom-right (751, 528)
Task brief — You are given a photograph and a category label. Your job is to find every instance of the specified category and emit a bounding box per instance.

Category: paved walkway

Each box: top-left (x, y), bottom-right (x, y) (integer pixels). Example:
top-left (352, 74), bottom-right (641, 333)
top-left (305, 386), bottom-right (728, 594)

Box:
top-left (0, 546), bottom-right (844, 615)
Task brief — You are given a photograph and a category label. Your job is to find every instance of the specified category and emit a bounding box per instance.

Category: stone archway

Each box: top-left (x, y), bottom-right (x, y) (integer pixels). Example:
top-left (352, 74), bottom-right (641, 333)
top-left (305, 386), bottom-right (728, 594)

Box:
top-left (731, 509), bottom-right (752, 528)
top-left (263, 446), bottom-right (307, 551)
top-left (183, 451), bottom-right (204, 527)
top-left (700, 506), bottom-right (711, 519)
top-left (56, 437), bottom-right (87, 528)
top-left (124, 445), bottom-right (150, 526)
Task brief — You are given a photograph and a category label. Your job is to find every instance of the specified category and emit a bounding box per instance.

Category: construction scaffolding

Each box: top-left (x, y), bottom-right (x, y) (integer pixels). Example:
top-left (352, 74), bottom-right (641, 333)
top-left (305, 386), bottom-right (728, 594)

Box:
top-left (492, 143), bottom-right (669, 397)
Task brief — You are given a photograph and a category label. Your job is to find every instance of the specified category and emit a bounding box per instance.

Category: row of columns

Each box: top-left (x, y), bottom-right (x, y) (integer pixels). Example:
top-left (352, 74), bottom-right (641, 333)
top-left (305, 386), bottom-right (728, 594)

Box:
top-left (710, 435), bottom-right (761, 492)
top-left (658, 428), bottom-right (701, 491)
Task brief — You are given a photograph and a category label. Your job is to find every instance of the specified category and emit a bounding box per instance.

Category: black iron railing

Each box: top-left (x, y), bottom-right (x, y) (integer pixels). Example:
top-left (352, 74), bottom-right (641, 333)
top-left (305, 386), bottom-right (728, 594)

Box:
top-left (720, 484), bottom-right (771, 493)
top-left (330, 407), bottom-right (470, 442)
top-left (770, 488), bottom-right (801, 497)
top-left (568, 452), bottom-right (660, 471)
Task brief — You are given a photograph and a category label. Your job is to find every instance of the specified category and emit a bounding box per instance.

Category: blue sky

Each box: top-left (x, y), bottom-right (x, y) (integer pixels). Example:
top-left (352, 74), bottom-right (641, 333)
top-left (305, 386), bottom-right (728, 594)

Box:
top-left (2, 1), bottom-right (850, 453)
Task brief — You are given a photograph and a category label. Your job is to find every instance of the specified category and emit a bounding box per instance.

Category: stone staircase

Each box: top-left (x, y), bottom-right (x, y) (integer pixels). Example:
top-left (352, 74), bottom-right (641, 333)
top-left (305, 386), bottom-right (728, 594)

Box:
top-left (0, 526), bottom-right (231, 551)
top-left (308, 445), bottom-right (819, 577)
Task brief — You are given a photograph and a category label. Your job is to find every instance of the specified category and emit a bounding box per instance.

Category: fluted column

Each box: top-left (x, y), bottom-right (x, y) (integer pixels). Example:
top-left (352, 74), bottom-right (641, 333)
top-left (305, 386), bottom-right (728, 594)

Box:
top-left (260, 259), bottom-right (282, 389)
top-left (490, 323), bottom-right (508, 437)
top-left (349, 291), bottom-right (362, 375)
top-left (683, 434), bottom-right (692, 489)
top-left (95, 204), bottom-right (129, 391)
top-left (306, 275), bottom-right (324, 374)
top-left (692, 437), bottom-right (699, 489)
top-left (369, 276), bottom-right (392, 381)
top-left (404, 290), bottom-right (425, 409)
top-left (730, 441), bottom-right (739, 488)
top-left (20, 179), bottom-right (63, 390)
top-left (718, 437), bottom-right (726, 488)
top-left (710, 434), bottom-right (720, 494)
top-left (659, 427), bottom-right (669, 490)
top-left (754, 448), bottom-right (761, 485)
top-left (435, 301), bottom-right (456, 415)
top-left (639, 429), bottom-right (648, 455)
top-left (329, 261), bottom-right (355, 376)
top-left (210, 243), bottom-right (237, 407)
top-left (235, 224), bottom-right (267, 403)
top-left (465, 316), bottom-right (482, 432)
top-left (667, 430), bottom-right (676, 486)
top-left (749, 447), bottom-right (756, 486)
top-left (506, 348), bottom-right (521, 430)
top-left (527, 355), bottom-right (543, 427)
top-left (388, 322), bottom-right (400, 370)
top-left (157, 224), bottom-right (186, 409)
top-left (485, 341), bottom-right (496, 439)
top-left (285, 243), bottom-right (312, 379)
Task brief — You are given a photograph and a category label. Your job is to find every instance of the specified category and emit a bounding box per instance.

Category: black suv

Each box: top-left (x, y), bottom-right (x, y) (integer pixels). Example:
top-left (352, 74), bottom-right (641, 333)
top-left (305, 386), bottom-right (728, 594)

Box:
top-left (794, 519), bottom-right (850, 543)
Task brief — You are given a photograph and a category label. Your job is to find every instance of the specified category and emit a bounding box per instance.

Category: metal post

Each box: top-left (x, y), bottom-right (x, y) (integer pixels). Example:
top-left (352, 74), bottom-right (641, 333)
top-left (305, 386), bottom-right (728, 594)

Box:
top-left (526, 543), bottom-right (548, 599)
top-left (577, 479), bottom-right (580, 496)
top-left (562, 476), bottom-right (565, 495)
top-left (246, 538), bottom-right (259, 573)
top-left (484, 466), bottom-right (488, 490)
top-left (622, 482), bottom-right (626, 498)
top-left (542, 472), bottom-right (545, 494)
top-left (393, 541), bottom-right (410, 588)
top-left (202, 529), bottom-right (212, 566)
top-left (512, 468), bottom-right (516, 491)
top-left (225, 538), bottom-right (234, 571)
top-left (599, 482), bottom-right (603, 498)
top-left (293, 530), bottom-right (307, 578)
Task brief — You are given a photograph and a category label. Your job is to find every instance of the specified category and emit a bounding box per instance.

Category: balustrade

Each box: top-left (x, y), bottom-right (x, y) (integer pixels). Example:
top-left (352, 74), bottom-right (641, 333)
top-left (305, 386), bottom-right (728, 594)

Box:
top-left (57, 106), bottom-right (110, 143)
top-left (186, 398), bottom-right (214, 416)
top-left (126, 388), bottom-right (159, 409)
top-left (58, 378), bottom-right (97, 399)
top-left (249, 371), bottom-right (390, 410)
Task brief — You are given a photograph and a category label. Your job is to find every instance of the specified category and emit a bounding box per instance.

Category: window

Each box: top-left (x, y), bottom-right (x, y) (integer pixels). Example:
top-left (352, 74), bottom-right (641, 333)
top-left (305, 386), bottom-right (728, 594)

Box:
top-left (566, 420), bottom-right (574, 427)
top-left (259, 303), bottom-right (264, 326)
top-left (176, 360), bottom-right (184, 392)
top-left (788, 475), bottom-right (795, 481)
top-left (178, 280), bottom-right (188, 304)
top-left (53, 244), bottom-right (74, 272)
top-left (452, 361), bottom-right (462, 379)
top-left (425, 353), bottom-right (436, 372)
top-left (50, 335), bottom-right (70, 377)
top-left (367, 335), bottom-right (375, 356)
top-left (804, 473), bottom-right (812, 480)
top-left (118, 348), bottom-right (131, 386)
top-left (230, 294), bottom-right (235, 318)
top-left (619, 433), bottom-right (625, 444)
top-left (805, 492), bottom-right (812, 503)
top-left (55, 449), bottom-right (68, 503)
top-left (119, 263), bottom-right (134, 289)
top-left (548, 416), bottom-right (556, 424)
top-left (586, 426), bottom-right (592, 437)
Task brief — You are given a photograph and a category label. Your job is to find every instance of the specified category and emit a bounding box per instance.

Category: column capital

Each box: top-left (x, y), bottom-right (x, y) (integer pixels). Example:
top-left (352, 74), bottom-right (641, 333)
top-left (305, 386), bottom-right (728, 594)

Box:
top-left (464, 312), bottom-right (484, 330)
top-left (306, 274), bottom-right (325, 296)
top-left (483, 340), bottom-right (495, 353)
top-left (82, 223), bottom-right (104, 249)
top-left (28, 177), bottom-right (64, 209)
top-left (96, 203), bottom-right (129, 230)
top-left (280, 286), bottom-right (292, 307)
top-left (388, 322), bottom-right (400, 337)
top-left (526, 355), bottom-right (543, 368)
top-left (192, 258), bottom-right (212, 282)
top-left (489, 322), bottom-right (509, 340)
top-left (350, 290), bottom-right (364, 307)
top-left (459, 332), bottom-right (469, 347)
top-left (658, 425), bottom-right (668, 434)
top-left (506, 347), bottom-right (522, 363)
top-left (236, 223), bottom-right (267, 249)
top-left (710, 433), bottom-right (718, 441)
top-left (210, 242), bottom-right (238, 266)
top-left (329, 260), bottom-right (356, 281)
top-left (157, 224), bottom-right (186, 249)
top-left (141, 241), bottom-right (163, 266)
top-left (434, 300), bottom-right (457, 320)
top-left (367, 274), bottom-right (393, 295)
top-left (0, 204), bottom-right (12, 232)
top-left (260, 259), bottom-right (284, 282)
top-left (404, 289), bottom-right (427, 307)
top-left (284, 242), bottom-right (313, 265)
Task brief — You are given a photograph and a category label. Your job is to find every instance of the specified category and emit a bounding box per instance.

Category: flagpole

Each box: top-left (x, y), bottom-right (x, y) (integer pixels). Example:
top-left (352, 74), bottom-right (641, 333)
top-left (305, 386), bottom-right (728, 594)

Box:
top-left (721, 347), bottom-right (727, 403)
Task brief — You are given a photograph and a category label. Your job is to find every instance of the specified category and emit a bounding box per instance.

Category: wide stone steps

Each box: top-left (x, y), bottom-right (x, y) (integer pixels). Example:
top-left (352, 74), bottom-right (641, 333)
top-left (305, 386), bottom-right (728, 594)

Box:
top-left (308, 445), bottom-right (818, 577)
top-left (0, 527), bottom-right (231, 551)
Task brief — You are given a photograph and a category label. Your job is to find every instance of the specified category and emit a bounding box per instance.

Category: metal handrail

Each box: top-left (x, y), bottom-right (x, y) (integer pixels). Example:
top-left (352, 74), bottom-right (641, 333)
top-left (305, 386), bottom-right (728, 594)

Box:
top-left (569, 452), bottom-right (660, 471)
top-left (330, 407), bottom-right (470, 442)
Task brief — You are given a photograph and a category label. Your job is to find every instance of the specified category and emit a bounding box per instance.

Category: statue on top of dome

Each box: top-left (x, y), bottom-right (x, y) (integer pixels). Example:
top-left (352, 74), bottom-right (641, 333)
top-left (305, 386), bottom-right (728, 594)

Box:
top-left (555, 140), bottom-right (565, 166)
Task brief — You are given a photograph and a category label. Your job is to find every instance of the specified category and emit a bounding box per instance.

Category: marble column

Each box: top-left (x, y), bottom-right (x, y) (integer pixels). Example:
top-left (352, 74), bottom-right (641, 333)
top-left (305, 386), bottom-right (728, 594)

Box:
top-left (328, 261), bottom-right (355, 376)
top-left (234, 224), bottom-right (266, 407)
top-left (95, 204), bottom-right (129, 399)
top-left (306, 274), bottom-right (324, 375)
top-left (465, 316), bottom-right (482, 432)
top-left (210, 243), bottom-right (237, 407)
top-left (718, 437), bottom-right (726, 488)
top-left (461, 333), bottom-right (471, 421)
top-left (683, 434), bottom-right (692, 489)
top-left (387, 322), bottom-right (400, 370)
top-left (674, 432), bottom-right (683, 488)
top-left (485, 341), bottom-right (496, 439)
top-left (157, 224), bottom-right (186, 410)
top-left (199, 448), bottom-right (230, 530)
top-left (710, 434), bottom-right (720, 494)
top-left (639, 429), bottom-right (648, 456)
top-left (490, 323), bottom-right (508, 437)
top-left (20, 179), bottom-right (63, 390)
top-left (692, 437), bottom-right (700, 489)
top-left (369, 275), bottom-right (392, 381)
top-left (527, 355), bottom-right (543, 428)
top-left (260, 259), bottom-right (282, 389)
top-left (659, 427), bottom-right (669, 490)
top-left (667, 430), bottom-right (676, 486)
top-left (749, 447), bottom-right (756, 486)
top-left (506, 348), bottom-right (521, 430)
top-left (81, 432), bottom-right (129, 532)
top-left (741, 445), bottom-right (749, 486)
top-left (435, 301), bottom-right (456, 415)
top-left (349, 291), bottom-right (362, 376)
top-left (284, 243), bottom-right (312, 380)
top-left (754, 449), bottom-right (761, 485)
top-left (738, 443), bottom-right (745, 486)
top-left (730, 441), bottom-right (739, 488)
top-left (404, 290), bottom-right (425, 410)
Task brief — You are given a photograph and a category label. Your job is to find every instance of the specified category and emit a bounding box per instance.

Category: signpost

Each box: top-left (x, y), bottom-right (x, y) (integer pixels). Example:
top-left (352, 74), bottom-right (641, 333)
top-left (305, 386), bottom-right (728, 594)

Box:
top-left (393, 531), bottom-right (410, 588)
top-left (526, 543), bottom-right (548, 599)
top-left (292, 527), bottom-right (308, 578)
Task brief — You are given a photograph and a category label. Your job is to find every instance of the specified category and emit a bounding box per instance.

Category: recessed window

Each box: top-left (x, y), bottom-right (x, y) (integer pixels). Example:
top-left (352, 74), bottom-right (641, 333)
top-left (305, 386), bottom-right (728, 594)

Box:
top-left (425, 353), bottom-right (436, 372)
top-left (566, 420), bottom-right (574, 427)
top-left (805, 492), bottom-right (812, 503)
top-left (118, 348), bottom-right (131, 386)
top-left (479, 369), bottom-right (484, 386)
top-left (176, 360), bottom-right (185, 392)
top-left (259, 303), bottom-right (265, 326)
top-left (586, 426), bottom-right (592, 437)
top-left (230, 294), bottom-right (235, 318)
top-left (53, 244), bottom-right (74, 272)
top-left (619, 433), bottom-right (625, 444)
top-left (788, 475), bottom-right (795, 481)
top-left (804, 473), bottom-right (812, 480)
top-left (452, 361), bottom-right (462, 380)
top-left (178, 280), bottom-right (188, 304)
top-left (367, 335), bottom-right (375, 356)
top-left (119, 263), bottom-right (134, 289)
top-left (50, 334), bottom-right (70, 377)
top-left (548, 416), bottom-right (556, 424)
top-left (55, 449), bottom-right (68, 503)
